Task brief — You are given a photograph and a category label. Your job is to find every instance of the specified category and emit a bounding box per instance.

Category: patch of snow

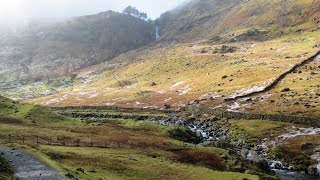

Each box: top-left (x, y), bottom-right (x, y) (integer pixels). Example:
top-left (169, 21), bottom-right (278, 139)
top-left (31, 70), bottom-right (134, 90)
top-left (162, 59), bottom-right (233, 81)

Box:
top-left (227, 79), bottom-right (274, 99)
top-left (105, 102), bottom-right (116, 106)
top-left (156, 90), bottom-right (166, 94)
top-left (89, 93), bottom-right (99, 98)
top-left (276, 46), bottom-right (287, 52)
top-left (316, 54), bottom-right (320, 60)
top-left (178, 85), bottom-right (192, 95)
top-left (276, 127), bottom-right (320, 141)
top-left (163, 97), bottom-right (172, 102)
top-left (134, 101), bottom-right (143, 105)
top-left (143, 106), bottom-right (159, 109)
top-left (43, 95), bottom-right (68, 105)
top-left (172, 102), bottom-right (186, 107)
top-left (171, 81), bottom-right (184, 89)
top-left (198, 92), bottom-right (221, 100)
top-left (211, 105), bottom-right (222, 110)
top-left (227, 101), bottom-right (251, 112)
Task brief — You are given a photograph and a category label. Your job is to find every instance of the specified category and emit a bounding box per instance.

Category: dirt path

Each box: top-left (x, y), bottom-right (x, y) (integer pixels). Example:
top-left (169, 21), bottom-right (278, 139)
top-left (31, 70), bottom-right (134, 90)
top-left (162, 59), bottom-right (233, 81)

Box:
top-left (0, 146), bottom-right (62, 180)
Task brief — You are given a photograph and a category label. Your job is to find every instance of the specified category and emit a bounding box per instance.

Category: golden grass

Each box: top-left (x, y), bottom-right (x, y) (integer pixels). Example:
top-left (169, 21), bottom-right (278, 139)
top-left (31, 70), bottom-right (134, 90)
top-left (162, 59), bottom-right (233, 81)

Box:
top-left (29, 30), bottom-right (319, 115)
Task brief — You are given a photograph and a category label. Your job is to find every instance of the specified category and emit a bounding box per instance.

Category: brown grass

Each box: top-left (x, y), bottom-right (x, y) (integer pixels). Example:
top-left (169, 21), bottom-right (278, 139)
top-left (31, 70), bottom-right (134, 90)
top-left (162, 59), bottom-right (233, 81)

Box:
top-left (172, 149), bottom-right (226, 171)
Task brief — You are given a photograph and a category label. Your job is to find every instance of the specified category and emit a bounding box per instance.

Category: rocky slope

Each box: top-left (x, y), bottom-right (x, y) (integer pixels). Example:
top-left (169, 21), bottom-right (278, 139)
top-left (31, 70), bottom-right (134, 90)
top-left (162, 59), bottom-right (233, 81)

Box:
top-left (156, 0), bottom-right (320, 42)
top-left (0, 11), bottom-right (155, 87)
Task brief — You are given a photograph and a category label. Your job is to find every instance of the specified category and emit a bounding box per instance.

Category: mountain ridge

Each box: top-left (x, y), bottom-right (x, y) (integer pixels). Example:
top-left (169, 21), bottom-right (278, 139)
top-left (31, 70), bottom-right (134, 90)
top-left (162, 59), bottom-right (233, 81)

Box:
top-left (0, 10), bottom-right (155, 85)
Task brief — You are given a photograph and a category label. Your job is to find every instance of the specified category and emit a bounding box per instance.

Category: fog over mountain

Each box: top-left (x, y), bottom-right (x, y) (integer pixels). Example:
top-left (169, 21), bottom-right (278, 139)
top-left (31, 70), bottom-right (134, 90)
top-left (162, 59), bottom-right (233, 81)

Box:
top-left (0, 0), bottom-right (185, 23)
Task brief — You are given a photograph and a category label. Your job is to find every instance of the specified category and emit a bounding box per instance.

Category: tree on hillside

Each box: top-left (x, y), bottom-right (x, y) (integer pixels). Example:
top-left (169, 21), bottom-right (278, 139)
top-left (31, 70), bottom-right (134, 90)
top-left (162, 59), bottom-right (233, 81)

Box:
top-left (139, 12), bottom-right (148, 21)
top-left (122, 6), bottom-right (149, 21)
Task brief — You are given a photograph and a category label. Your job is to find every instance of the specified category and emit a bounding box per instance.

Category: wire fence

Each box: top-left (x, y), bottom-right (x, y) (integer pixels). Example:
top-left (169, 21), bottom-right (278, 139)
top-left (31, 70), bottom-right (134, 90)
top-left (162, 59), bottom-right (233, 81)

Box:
top-left (0, 134), bottom-right (190, 149)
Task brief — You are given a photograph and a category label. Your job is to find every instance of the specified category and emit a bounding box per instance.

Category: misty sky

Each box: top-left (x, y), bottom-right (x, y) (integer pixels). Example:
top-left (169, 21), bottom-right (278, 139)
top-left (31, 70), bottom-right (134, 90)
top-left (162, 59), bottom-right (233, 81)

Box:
top-left (0, 0), bottom-right (185, 23)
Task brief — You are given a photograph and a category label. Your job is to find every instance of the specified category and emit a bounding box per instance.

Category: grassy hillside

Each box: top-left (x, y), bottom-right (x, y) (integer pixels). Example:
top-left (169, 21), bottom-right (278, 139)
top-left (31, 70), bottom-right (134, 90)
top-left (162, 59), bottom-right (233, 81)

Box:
top-left (29, 29), bottom-right (320, 116)
top-left (156, 0), bottom-right (320, 42)
top-left (0, 96), bottom-right (72, 125)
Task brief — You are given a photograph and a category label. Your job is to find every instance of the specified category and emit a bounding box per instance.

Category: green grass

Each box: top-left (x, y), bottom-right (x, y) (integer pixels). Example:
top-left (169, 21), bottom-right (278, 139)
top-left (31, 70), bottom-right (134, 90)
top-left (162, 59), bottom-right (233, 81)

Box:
top-left (0, 96), bottom-right (79, 126)
top-left (0, 156), bottom-right (13, 180)
top-left (0, 98), bottom-right (259, 179)
top-left (24, 145), bottom-right (258, 180)
top-left (228, 119), bottom-right (290, 143)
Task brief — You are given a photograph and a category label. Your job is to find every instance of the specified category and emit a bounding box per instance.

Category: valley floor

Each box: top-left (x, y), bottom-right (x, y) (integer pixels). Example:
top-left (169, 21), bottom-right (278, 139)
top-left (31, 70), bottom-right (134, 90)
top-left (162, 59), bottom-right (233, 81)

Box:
top-left (0, 98), bottom-right (259, 180)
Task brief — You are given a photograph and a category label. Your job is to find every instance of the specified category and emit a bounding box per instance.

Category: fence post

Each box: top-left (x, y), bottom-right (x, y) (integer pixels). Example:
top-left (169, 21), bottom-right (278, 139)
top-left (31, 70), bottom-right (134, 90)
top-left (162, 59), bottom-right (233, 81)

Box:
top-left (90, 133), bottom-right (93, 147)
top-left (8, 134), bottom-right (11, 143)
top-left (22, 136), bottom-right (25, 144)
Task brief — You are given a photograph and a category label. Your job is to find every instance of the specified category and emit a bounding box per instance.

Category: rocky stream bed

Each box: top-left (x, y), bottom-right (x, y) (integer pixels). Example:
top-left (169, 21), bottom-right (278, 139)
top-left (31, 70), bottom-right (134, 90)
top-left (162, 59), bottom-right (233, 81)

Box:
top-left (139, 117), bottom-right (320, 180)
top-left (61, 109), bottom-right (320, 179)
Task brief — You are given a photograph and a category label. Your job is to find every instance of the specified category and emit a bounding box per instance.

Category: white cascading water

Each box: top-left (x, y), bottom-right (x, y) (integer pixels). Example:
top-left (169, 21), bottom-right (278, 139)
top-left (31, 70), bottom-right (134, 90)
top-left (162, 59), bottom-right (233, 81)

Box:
top-left (155, 26), bottom-right (160, 41)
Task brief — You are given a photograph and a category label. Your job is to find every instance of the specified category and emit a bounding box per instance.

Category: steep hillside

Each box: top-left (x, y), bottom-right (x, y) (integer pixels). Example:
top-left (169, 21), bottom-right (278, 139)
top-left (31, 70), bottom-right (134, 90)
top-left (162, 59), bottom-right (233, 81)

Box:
top-left (29, 30), bottom-right (320, 117)
top-left (5, 0), bottom-right (320, 117)
top-left (156, 0), bottom-right (320, 42)
top-left (0, 11), bottom-right (155, 87)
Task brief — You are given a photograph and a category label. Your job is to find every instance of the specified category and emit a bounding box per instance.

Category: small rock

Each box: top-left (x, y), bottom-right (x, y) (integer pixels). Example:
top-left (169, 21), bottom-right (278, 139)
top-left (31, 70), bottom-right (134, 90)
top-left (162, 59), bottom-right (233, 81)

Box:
top-left (281, 88), bottom-right (291, 92)
top-left (301, 142), bottom-right (313, 150)
top-left (308, 165), bottom-right (319, 176)
top-left (149, 82), bottom-right (157, 87)
top-left (76, 167), bottom-right (85, 173)
top-left (164, 104), bottom-right (171, 109)
top-left (222, 75), bottom-right (228, 79)
top-left (220, 154), bottom-right (228, 160)
top-left (245, 169), bottom-right (257, 175)
top-left (65, 173), bottom-right (74, 179)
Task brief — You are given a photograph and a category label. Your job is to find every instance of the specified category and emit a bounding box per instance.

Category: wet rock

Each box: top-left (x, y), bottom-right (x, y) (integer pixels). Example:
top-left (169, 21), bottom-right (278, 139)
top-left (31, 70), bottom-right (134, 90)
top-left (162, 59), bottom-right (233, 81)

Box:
top-left (254, 159), bottom-right (270, 172)
top-left (308, 165), bottom-right (319, 176)
top-left (270, 161), bottom-right (283, 169)
top-left (301, 142), bottom-right (313, 150)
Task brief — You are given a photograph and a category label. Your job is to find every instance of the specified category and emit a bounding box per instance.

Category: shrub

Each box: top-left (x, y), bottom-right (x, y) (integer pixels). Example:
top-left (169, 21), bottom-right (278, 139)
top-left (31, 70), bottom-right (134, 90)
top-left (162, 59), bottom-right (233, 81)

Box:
top-left (168, 127), bottom-right (200, 144)
top-left (174, 149), bottom-right (225, 170)
top-left (117, 80), bottom-right (134, 87)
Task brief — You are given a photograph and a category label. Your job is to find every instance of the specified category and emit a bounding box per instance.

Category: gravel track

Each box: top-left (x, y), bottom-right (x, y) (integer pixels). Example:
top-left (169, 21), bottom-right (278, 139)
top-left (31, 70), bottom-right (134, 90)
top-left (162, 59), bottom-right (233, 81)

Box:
top-left (0, 146), bottom-right (62, 180)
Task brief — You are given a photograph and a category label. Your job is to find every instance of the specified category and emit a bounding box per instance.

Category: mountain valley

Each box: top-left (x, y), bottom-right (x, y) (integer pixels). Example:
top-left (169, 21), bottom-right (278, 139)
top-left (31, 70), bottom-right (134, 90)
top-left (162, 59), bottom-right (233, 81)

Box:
top-left (0, 0), bottom-right (320, 179)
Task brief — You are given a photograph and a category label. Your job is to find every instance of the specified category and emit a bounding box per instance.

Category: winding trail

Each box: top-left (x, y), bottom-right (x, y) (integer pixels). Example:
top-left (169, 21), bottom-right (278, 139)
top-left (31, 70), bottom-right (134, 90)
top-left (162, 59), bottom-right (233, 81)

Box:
top-left (0, 146), bottom-right (62, 180)
top-left (224, 51), bottom-right (320, 101)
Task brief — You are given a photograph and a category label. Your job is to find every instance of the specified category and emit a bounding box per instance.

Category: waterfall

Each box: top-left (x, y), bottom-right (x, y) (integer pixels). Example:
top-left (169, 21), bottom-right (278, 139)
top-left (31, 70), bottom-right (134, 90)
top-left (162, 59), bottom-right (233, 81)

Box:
top-left (155, 26), bottom-right (160, 41)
